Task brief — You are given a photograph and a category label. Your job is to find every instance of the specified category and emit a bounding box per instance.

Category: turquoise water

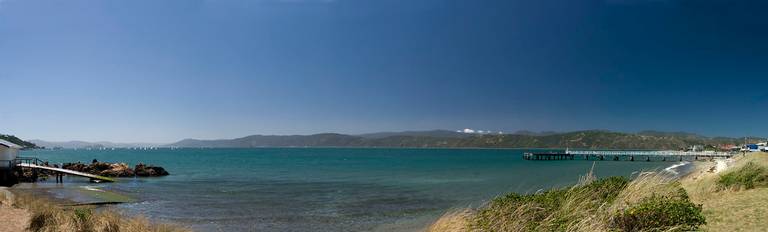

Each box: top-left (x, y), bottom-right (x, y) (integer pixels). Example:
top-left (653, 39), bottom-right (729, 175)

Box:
top-left (19, 148), bottom-right (676, 231)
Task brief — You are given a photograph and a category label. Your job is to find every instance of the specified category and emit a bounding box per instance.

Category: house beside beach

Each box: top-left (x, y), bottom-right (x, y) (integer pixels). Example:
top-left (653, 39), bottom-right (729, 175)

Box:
top-left (0, 139), bottom-right (22, 186)
top-left (740, 143), bottom-right (768, 152)
top-left (0, 139), bottom-right (21, 168)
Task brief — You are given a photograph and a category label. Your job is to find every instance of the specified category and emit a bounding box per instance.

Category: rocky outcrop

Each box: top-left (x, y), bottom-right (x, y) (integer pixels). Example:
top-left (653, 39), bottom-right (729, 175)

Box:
top-left (100, 163), bottom-right (135, 177)
top-left (134, 163), bottom-right (169, 177)
top-left (62, 163), bottom-right (87, 173)
top-left (62, 161), bottom-right (168, 177)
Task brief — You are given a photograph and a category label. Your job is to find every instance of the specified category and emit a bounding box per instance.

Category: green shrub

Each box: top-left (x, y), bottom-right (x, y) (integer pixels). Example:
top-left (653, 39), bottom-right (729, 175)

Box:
top-left (468, 175), bottom-right (710, 232)
top-left (471, 189), bottom-right (564, 231)
top-left (612, 191), bottom-right (705, 232)
top-left (73, 208), bottom-right (92, 221)
top-left (579, 176), bottom-right (629, 203)
top-left (471, 176), bottom-right (629, 231)
top-left (73, 208), bottom-right (94, 231)
top-left (718, 162), bottom-right (768, 190)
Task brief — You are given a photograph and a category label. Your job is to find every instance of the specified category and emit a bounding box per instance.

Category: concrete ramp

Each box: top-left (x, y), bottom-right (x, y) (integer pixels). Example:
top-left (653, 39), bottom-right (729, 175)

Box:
top-left (17, 163), bottom-right (115, 182)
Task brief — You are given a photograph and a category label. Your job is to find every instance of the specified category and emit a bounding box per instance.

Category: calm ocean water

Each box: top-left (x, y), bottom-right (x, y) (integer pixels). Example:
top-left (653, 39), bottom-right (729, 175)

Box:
top-left (18, 148), bottom-right (680, 231)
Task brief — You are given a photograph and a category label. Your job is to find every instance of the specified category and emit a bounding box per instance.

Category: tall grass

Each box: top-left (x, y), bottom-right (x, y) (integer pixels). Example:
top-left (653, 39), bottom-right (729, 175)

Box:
top-left (13, 194), bottom-right (188, 232)
top-left (718, 162), bottom-right (768, 190)
top-left (427, 209), bottom-right (473, 232)
top-left (680, 152), bottom-right (768, 231)
top-left (429, 170), bottom-right (706, 232)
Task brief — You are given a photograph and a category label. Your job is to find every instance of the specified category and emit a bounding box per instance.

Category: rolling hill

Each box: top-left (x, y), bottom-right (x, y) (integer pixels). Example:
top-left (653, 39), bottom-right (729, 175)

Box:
top-left (167, 130), bottom-right (757, 150)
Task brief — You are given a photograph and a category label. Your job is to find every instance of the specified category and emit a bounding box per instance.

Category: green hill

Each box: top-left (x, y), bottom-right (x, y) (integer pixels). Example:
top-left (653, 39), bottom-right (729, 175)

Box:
top-left (0, 134), bottom-right (40, 149)
top-left (169, 130), bottom-right (753, 150)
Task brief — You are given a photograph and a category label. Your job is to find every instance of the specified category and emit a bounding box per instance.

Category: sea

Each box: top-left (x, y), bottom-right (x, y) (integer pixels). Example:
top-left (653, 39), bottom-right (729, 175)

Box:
top-left (15, 148), bottom-right (690, 232)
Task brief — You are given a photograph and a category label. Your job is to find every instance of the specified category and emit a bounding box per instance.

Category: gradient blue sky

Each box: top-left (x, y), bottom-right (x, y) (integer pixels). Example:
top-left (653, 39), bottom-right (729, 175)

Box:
top-left (1, 0), bottom-right (767, 143)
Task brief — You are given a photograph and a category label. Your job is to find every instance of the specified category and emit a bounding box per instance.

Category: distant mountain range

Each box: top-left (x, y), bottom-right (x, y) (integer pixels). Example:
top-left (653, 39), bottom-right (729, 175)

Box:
top-left (29, 140), bottom-right (160, 149)
top-left (165, 130), bottom-right (762, 150)
top-left (357, 130), bottom-right (474, 139)
top-left (22, 130), bottom-right (763, 150)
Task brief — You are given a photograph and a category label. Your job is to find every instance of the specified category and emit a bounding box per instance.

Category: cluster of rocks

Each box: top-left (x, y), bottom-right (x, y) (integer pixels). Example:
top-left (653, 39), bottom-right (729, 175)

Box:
top-left (62, 160), bottom-right (169, 177)
top-left (16, 169), bottom-right (46, 182)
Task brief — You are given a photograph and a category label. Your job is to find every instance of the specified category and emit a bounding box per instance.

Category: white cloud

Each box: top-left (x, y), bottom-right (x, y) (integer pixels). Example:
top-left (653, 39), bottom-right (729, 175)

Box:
top-left (458, 128), bottom-right (476, 134)
top-left (458, 128), bottom-right (502, 134)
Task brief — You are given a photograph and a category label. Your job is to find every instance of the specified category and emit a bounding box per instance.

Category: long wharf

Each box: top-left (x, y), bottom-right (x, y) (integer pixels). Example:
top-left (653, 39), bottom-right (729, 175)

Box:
top-left (523, 150), bottom-right (735, 162)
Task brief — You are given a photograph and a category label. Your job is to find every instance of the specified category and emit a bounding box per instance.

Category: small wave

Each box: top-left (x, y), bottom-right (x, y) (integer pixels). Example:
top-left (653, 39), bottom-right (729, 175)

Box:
top-left (80, 186), bottom-right (106, 192)
top-left (663, 161), bottom-right (690, 175)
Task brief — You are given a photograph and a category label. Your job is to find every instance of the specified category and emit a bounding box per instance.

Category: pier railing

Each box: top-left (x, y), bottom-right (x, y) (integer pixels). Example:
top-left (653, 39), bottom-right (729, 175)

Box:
top-left (11, 156), bottom-right (48, 182)
top-left (0, 157), bottom-right (43, 169)
top-left (564, 150), bottom-right (732, 157)
top-left (14, 156), bottom-right (46, 166)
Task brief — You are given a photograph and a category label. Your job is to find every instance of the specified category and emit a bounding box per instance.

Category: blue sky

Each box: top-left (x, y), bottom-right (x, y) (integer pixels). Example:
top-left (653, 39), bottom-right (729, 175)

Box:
top-left (1, 0), bottom-right (767, 143)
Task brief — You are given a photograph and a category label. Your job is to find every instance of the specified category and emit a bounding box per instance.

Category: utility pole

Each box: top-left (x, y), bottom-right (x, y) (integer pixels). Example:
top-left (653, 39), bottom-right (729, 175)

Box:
top-left (744, 136), bottom-right (748, 156)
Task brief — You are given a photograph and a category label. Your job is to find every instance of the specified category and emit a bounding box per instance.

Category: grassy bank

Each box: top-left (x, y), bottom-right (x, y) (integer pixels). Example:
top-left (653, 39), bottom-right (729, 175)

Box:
top-left (1, 190), bottom-right (188, 232)
top-left (430, 152), bottom-right (768, 232)
top-left (681, 152), bottom-right (768, 231)
top-left (429, 169), bottom-right (705, 232)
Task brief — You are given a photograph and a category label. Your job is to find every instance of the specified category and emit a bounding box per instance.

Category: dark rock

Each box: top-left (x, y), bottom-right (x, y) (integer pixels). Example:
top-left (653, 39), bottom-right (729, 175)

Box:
top-left (99, 163), bottom-right (135, 177)
top-left (63, 162), bottom-right (87, 172)
top-left (134, 163), bottom-right (169, 177)
top-left (87, 162), bottom-right (112, 174)
top-left (62, 161), bottom-right (168, 177)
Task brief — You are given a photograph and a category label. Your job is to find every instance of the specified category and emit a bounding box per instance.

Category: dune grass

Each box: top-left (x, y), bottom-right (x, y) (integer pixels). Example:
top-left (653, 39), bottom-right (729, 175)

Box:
top-left (427, 209), bottom-right (473, 232)
top-left (717, 162), bottom-right (768, 190)
top-left (12, 193), bottom-right (188, 232)
top-left (429, 168), bottom-right (706, 232)
top-left (680, 152), bottom-right (768, 231)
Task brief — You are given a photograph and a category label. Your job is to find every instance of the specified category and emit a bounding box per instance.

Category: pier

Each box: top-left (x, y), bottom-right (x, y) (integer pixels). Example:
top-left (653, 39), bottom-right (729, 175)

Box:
top-left (18, 163), bottom-right (115, 182)
top-left (523, 150), bottom-right (735, 162)
top-left (2, 157), bottom-right (115, 185)
top-left (1, 139), bottom-right (115, 186)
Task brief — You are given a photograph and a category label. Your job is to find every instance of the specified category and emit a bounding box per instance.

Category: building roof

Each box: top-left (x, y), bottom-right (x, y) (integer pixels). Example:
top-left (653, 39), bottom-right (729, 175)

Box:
top-left (0, 139), bottom-right (22, 149)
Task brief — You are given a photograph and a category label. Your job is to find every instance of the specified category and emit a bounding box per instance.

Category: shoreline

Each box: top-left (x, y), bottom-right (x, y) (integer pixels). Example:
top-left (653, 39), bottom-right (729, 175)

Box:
top-left (678, 152), bottom-right (768, 231)
top-left (1, 185), bottom-right (188, 232)
top-left (29, 146), bottom-right (727, 151)
top-left (425, 154), bottom-right (745, 231)
top-left (14, 149), bottom-right (733, 232)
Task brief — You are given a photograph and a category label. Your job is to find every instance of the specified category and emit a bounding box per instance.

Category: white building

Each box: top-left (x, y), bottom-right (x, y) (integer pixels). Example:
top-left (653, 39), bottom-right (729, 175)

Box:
top-left (0, 139), bottom-right (22, 169)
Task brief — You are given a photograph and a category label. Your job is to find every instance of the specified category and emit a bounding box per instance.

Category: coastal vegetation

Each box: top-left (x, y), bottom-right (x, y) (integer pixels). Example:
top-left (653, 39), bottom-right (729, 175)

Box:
top-left (429, 171), bottom-right (705, 232)
top-left (0, 133), bottom-right (40, 149)
top-left (681, 152), bottom-right (768, 231)
top-left (8, 193), bottom-right (187, 232)
top-left (717, 162), bottom-right (768, 190)
top-left (431, 152), bottom-right (768, 232)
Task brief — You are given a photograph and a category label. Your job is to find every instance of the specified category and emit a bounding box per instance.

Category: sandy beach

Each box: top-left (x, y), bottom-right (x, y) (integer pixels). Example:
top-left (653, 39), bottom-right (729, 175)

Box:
top-left (0, 187), bottom-right (30, 232)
